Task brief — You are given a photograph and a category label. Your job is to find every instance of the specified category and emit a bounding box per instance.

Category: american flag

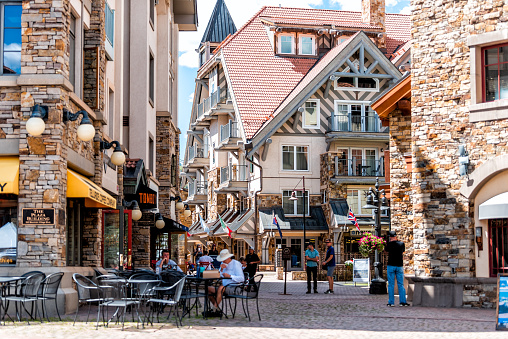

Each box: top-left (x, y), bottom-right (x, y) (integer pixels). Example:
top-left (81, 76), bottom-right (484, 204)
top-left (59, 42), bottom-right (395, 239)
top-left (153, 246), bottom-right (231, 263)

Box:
top-left (348, 207), bottom-right (361, 231)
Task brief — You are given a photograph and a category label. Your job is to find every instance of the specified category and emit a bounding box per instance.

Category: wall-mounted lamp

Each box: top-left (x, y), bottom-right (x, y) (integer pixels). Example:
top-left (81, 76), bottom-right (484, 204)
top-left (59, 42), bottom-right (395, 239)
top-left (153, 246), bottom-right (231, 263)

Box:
top-left (155, 213), bottom-right (165, 229)
top-left (459, 145), bottom-right (469, 176)
top-left (100, 140), bottom-right (126, 166)
top-left (340, 225), bottom-right (350, 233)
top-left (63, 109), bottom-right (95, 142)
top-left (475, 226), bottom-right (483, 253)
top-left (26, 104), bottom-right (48, 137)
top-left (183, 204), bottom-right (191, 218)
top-left (123, 200), bottom-right (142, 221)
top-left (170, 196), bottom-right (185, 211)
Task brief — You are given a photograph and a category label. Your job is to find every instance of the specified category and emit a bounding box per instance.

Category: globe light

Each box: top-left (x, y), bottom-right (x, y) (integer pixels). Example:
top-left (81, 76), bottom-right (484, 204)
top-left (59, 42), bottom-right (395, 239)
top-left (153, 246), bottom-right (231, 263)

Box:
top-left (26, 117), bottom-right (46, 137)
top-left (183, 207), bottom-right (191, 218)
top-left (155, 215), bottom-right (165, 229)
top-left (131, 206), bottom-right (142, 221)
top-left (77, 123), bottom-right (95, 142)
top-left (176, 201), bottom-right (184, 211)
top-left (111, 150), bottom-right (126, 166)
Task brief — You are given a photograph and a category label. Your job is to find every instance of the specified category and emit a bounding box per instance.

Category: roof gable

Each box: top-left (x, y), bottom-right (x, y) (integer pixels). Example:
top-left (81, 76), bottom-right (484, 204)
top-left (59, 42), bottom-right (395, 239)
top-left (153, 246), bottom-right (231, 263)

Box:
top-left (247, 31), bottom-right (402, 153)
top-left (201, 0), bottom-right (237, 44)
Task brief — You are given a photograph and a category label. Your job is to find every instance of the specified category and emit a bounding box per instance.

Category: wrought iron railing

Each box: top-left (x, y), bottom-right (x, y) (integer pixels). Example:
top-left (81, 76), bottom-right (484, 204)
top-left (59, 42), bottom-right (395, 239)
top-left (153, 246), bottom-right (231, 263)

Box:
top-left (329, 114), bottom-right (386, 133)
top-left (188, 180), bottom-right (207, 198)
top-left (219, 164), bottom-right (248, 185)
top-left (220, 120), bottom-right (239, 143)
top-left (323, 152), bottom-right (384, 177)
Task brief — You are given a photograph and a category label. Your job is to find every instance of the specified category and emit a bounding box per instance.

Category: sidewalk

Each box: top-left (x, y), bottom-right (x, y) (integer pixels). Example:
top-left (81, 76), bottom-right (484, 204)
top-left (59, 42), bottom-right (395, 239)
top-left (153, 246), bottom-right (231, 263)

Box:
top-left (0, 272), bottom-right (502, 339)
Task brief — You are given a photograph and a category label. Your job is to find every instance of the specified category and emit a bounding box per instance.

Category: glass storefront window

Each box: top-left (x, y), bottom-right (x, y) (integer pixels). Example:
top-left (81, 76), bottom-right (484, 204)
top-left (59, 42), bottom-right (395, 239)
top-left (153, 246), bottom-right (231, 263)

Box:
top-left (103, 212), bottom-right (120, 269)
top-left (0, 204), bottom-right (17, 266)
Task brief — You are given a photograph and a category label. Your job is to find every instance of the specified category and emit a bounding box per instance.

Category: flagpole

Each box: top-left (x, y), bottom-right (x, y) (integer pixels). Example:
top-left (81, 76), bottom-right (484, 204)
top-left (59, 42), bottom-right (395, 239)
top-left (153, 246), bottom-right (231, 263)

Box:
top-left (303, 176), bottom-right (306, 250)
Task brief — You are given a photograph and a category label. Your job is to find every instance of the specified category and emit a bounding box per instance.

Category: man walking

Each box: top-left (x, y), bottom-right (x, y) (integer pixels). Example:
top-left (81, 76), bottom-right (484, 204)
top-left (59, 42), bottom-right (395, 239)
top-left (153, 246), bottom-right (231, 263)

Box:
top-left (245, 247), bottom-right (260, 280)
top-left (305, 242), bottom-right (319, 294)
top-left (322, 239), bottom-right (336, 294)
top-left (385, 231), bottom-right (409, 307)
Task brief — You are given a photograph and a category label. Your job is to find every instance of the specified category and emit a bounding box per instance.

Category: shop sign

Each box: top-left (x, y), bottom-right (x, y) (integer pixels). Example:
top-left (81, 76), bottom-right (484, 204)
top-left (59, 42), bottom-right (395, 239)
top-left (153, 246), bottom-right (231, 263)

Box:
top-left (22, 209), bottom-right (55, 225)
top-left (282, 247), bottom-right (291, 261)
top-left (496, 274), bottom-right (508, 330)
top-left (353, 258), bottom-right (370, 283)
top-left (351, 230), bottom-right (372, 236)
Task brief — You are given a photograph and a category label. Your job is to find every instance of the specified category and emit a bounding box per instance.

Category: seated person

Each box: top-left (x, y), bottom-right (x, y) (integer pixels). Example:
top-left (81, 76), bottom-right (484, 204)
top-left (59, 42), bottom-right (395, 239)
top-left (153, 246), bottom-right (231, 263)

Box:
top-left (197, 250), bottom-right (214, 270)
top-left (208, 249), bottom-right (244, 315)
top-left (155, 249), bottom-right (183, 274)
top-left (239, 257), bottom-right (247, 270)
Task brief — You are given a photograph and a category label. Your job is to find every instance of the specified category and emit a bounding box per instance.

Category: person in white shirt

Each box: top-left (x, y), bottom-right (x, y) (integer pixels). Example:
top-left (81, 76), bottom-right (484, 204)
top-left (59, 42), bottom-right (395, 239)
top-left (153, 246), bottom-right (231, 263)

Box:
top-left (197, 250), bottom-right (213, 270)
top-left (155, 249), bottom-right (183, 274)
top-left (208, 249), bottom-right (244, 312)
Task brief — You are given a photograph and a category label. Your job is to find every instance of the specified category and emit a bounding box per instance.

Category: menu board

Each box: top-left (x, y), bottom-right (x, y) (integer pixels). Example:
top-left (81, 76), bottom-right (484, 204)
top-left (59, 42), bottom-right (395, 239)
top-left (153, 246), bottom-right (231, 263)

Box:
top-left (497, 274), bottom-right (508, 331)
top-left (353, 258), bottom-right (370, 283)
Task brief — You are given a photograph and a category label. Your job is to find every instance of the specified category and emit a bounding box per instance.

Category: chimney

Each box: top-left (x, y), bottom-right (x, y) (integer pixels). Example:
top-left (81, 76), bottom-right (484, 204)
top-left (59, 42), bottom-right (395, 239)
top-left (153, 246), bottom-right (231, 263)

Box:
top-left (361, 0), bottom-right (385, 28)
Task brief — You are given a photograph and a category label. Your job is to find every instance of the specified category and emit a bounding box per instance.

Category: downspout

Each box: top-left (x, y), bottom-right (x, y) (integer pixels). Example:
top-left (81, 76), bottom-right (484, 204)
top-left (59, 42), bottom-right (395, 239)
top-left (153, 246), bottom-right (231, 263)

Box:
top-left (245, 154), bottom-right (263, 257)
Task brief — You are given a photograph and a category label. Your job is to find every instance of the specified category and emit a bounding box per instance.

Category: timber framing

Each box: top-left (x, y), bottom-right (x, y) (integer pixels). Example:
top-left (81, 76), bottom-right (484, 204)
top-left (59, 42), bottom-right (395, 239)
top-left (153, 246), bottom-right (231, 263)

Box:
top-left (370, 73), bottom-right (411, 120)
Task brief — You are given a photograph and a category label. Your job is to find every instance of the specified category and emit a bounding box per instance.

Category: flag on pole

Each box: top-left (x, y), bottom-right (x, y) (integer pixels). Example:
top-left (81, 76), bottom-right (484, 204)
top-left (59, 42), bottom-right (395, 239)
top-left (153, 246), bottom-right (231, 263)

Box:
top-left (181, 225), bottom-right (191, 238)
top-left (219, 214), bottom-right (232, 238)
top-left (199, 214), bottom-right (209, 233)
top-left (348, 207), bottom-right (361, 232)
top-left (272, 212), bottom-right (283, 240)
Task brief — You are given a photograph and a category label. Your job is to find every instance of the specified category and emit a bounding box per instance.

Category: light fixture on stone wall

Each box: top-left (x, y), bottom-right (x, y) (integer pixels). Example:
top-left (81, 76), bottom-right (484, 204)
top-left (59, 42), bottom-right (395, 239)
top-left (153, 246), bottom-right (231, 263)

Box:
top-left (100, 140), bottom-right (126, 166)
top-left (170, 196), bottom-right (185, 211)
top-left (155, 213), bottom-right (165, 229)
top-left (26, 104), bottom-right (48, 136)
top-left (63, 109), bottom-right (95, 141)
top-left (123, 200), bottom-right (142, 221)
top-left (183, 204), bottom-right (191, 218)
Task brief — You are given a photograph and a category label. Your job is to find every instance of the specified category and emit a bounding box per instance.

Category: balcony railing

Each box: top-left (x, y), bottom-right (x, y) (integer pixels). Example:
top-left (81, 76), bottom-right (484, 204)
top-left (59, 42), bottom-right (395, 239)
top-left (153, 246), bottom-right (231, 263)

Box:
top-left (188, 180), bottom-right (207, 197)
top-left (220, 120), bottom-right (239, 143)
top-left (196, 86), bottom-right (230, 120)
top-left (188, 144), bottom-right (203, 162)
top-left (329, 114), bottom-right (386, 133)
top-left (219, 164), bottom-right (248, 185)
top-left (329, 156), bottom-right (384, 177)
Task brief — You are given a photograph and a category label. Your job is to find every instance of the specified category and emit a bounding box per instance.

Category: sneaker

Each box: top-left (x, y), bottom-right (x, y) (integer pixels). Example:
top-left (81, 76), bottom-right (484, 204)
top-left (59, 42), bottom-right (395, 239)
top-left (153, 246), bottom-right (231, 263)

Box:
top-left (324, 290), bottom-right (334, 294)
top-left (314, 290), bottom-right (318, 294)
top-left (306, 291), bottom-right (311, 294)
top-left (387, 303), bottom-right (395, 307)
top-left (400, 303), bottom-right (410, 307)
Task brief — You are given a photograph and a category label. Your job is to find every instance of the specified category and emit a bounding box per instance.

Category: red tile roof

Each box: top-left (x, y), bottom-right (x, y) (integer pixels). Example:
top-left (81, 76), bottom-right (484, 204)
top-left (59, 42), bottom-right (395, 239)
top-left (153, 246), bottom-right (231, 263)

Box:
top-left (390, 40), bottom-right (411, 64)
top-left (217, 6), bottom-right (409, 139)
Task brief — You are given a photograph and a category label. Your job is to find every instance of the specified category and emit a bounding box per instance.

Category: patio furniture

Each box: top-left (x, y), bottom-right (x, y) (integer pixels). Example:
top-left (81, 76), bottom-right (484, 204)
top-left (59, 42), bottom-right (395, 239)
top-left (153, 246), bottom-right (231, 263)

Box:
top-left (38, 272), bottom-right (64, 321)
top-left (2, 273), bottom-right (45, 324)
top-left (0, 276), bottom-right (24, 325)
top-left (72, 273), bottom-right (111, 329)
top-left (224, 274), bottom-right (263, 321)
top-left (146, 276), bottom-right (186, 326)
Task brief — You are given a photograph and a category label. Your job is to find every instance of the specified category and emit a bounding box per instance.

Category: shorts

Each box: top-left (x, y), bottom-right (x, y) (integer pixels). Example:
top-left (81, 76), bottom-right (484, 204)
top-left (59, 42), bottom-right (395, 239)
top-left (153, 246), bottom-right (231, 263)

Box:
top-left (327, 265), bottom-right (335, 277)
top-left (223, 285), bottom-right (238, 295)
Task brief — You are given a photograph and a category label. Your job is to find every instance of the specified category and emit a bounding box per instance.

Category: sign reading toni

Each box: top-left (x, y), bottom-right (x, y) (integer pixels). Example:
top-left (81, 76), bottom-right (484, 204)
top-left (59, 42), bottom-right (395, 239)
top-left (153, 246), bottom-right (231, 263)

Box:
top-left (22, 209), bottom-right (55, 225)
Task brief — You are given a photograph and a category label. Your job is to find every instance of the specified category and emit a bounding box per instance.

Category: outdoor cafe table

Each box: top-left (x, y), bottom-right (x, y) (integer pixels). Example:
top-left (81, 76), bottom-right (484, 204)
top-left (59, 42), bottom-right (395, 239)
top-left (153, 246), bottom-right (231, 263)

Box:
top-left (186, 276), bottom-right (222, 319)
top-left (0, 276), bottom-right (24, 325)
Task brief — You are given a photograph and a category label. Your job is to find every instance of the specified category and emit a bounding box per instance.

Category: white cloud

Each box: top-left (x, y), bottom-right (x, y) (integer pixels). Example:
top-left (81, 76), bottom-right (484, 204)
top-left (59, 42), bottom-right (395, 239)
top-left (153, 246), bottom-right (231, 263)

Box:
top-left (179, 0), bottom-right (323, 69)
top-left (386, 0), bottom-right (400, 7)
top-left (399, 6), bottom-right (410, 14)
top-left (329, 0), bottom-right (360, 11)
top-left (188, 92), bottom-right (194, 103)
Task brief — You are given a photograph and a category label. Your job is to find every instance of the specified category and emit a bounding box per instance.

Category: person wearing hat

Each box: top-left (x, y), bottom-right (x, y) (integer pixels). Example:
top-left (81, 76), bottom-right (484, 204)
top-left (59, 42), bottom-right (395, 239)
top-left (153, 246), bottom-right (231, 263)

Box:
top-left (207, 249), bottom-right (244, 314)
top-left (385, 231), bottom-right (409, 307)
top-left (245, 247), bottom-right (260, 281)
top-left (322, 239), bottom-right (336, 294)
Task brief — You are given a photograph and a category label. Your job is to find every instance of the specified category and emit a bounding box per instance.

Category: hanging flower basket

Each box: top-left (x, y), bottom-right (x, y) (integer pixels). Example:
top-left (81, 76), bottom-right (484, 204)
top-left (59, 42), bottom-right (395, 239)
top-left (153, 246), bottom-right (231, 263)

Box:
top-left (359, 232), bottom-right (386, 258)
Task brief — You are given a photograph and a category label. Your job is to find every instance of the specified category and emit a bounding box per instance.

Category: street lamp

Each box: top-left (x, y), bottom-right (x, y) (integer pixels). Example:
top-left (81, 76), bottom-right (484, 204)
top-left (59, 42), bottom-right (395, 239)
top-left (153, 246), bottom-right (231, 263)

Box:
top-left (155, 213), bottom-right (165, 229)
top-left (183, 204), bottom-right (192, 218)
top-left (100, 140), bottom-right (126, 167)
top-left (26, 104), bottom-right (48, 137)
top-left (170, 196), bottom-right (185, 211)
top-left (117, 199), bottom-right (141, 271)
top-left (362, 177), bottom-right (389, 294)
top-left (63, 109), bottom-right (95, 142)
top-left (290, 176), bottom-right (307, 251)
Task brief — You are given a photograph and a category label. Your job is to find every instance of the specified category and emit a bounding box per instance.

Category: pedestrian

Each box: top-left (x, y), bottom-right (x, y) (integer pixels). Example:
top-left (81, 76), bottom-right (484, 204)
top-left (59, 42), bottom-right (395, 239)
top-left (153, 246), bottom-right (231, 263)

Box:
top-left (305, 242), bottom-right (319, 294)
top-left (245, 247), bottom-right (260, 281)
top-left (209, 244), bottom-right (219, 255)
top-left (322, 238), bottom-right (336, 294)
top-left (385, 231), bottom-right (410, 307)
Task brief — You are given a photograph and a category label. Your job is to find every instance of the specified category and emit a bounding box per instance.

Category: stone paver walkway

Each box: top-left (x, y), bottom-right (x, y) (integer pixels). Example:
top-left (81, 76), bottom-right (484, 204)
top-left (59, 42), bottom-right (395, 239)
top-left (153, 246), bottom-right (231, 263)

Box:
top-left (0, 272), bottom-right (503, 338)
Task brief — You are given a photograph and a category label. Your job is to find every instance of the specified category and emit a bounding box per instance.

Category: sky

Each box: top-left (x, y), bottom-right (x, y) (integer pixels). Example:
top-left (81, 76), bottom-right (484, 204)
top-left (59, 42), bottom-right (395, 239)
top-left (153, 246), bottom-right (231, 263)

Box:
top-left (177, 0), bottom-right (410, 162)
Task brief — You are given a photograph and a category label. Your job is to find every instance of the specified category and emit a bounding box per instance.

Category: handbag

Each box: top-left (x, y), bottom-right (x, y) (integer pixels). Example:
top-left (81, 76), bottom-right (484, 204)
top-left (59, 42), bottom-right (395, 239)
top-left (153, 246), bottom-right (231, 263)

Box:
top-left (321, 263), bottom-right (328, 271)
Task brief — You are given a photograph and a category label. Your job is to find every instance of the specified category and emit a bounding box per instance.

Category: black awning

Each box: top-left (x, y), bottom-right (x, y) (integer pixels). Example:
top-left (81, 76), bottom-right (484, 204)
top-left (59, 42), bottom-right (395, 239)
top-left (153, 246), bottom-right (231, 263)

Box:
top-left (259, 206), bottom-right (328, 231)
top-left (125, 184), bottom-right (158, 210)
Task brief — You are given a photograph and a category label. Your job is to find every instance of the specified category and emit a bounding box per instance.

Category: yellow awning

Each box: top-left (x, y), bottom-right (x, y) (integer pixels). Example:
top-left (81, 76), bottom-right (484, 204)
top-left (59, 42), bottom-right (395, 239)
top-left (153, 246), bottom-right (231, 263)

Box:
top-left (0, 157), bottom-right (19, 195)
top-left (67, 169), bottom-right (116, 209)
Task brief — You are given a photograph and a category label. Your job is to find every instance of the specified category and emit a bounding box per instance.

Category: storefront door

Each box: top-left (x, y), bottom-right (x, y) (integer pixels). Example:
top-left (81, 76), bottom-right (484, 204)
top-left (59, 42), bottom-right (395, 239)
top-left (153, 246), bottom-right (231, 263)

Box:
top-left (102, 210), bottom-right (132, 270)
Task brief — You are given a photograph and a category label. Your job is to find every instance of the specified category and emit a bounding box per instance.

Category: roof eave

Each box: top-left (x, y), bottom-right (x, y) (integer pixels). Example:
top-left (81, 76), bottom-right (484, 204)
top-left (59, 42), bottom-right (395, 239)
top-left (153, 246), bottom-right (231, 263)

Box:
top-left (371, 73), bottom-right (411, 120)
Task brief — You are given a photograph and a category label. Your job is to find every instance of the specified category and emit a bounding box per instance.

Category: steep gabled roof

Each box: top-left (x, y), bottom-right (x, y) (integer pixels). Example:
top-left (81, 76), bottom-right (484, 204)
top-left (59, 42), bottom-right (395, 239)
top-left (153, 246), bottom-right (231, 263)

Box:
top-left (201, 0), bottom-right (237, 44)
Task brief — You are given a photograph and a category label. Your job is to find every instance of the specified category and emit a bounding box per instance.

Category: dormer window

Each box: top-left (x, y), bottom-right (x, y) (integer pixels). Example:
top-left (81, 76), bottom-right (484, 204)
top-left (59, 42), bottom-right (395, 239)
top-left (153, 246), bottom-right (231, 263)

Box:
top-left (299, 35), bottom-right (315, 55)
top-left (334, 76), bottom-right (380, 92)
top-left (279, 34), bottom-right (294, 54)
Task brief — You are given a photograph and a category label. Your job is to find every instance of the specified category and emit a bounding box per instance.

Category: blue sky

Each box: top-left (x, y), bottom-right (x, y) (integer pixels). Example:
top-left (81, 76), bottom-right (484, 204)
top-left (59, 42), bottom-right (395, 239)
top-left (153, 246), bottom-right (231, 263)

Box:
top-left (177, 0), bottom-right (410, 161)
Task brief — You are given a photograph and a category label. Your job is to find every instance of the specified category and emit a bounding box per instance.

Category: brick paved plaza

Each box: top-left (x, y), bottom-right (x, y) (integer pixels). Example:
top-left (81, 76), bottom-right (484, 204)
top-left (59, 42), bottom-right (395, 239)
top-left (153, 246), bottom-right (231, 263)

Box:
top-left (0, 272), bottom-right (503, 339)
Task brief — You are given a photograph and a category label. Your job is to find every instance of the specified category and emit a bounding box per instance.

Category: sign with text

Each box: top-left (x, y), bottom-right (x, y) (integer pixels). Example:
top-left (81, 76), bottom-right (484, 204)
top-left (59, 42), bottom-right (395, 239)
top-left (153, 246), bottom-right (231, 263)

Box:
top-left (22, 209), bottom-right (55, 225)
top-left (282, 247), bottom-right (291, 261)
top-left (497, 274), bottom-right (508, 331)
top-left (353, 258), bottom-right (370, 283)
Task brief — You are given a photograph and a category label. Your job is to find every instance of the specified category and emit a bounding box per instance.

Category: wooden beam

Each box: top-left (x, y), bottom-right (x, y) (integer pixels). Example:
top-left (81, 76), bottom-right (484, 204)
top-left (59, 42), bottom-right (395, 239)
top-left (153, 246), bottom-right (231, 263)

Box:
top-left (359, 45), bottom-right (365, 73)
top-left (365, 60), bottom-right (379, 74)
top-left (333, 72), bottom-right (392, 79)
top-left (261, 138), bottom-right (272, 161)
top-left (346, 59), bottom-right (359, 74)
top-left (324, 79), bottom-right (332, 99)
top-left (293, 110), bottom-right (301, 130)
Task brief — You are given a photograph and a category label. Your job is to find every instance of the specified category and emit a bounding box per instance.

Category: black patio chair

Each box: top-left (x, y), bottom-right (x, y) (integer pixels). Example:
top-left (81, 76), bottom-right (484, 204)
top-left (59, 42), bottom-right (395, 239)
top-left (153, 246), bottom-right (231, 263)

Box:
top-left (224, 274), bottom-right (263, 321)
top-left (2, 271), bottom-right (45, 322)
top-left (2, 273), bottom-right (45, 324)
top-left (146, 276), bottom-right (186, 327)
top-left (39, 272), bottom-right (64, 321)
top-left (73, 273), bottom-right (111, 329)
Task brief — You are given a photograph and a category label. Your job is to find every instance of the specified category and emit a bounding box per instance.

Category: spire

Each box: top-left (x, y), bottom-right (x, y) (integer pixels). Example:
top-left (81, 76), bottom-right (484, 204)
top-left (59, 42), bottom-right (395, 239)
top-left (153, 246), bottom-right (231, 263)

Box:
top-left (201, 0), bottom-right (237, 44)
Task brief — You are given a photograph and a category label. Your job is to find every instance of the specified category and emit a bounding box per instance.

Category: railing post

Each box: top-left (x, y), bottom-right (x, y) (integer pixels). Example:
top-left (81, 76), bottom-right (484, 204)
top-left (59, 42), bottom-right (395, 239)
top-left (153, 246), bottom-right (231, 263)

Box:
top-left (334, 156), bottom-right (338, 177)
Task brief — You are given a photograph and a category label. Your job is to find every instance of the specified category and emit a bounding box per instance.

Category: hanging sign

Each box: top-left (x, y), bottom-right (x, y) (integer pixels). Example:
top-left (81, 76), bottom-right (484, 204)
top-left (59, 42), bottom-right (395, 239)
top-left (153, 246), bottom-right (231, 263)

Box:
top-left (353, 258), bottom-right (370, 283)
top-left (497, 274), bottom-right (508, 330)
top-left (22, 209), bottom-right (55, 225)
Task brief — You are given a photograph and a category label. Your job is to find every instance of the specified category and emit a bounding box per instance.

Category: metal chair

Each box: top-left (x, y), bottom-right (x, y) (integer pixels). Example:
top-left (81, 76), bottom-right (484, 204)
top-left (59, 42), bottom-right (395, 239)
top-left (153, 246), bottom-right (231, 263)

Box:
top-left (224, 274), bottom-right (263, 321)
top-left (72, 273), bottom-right (110, 329)
top-left (146, 276), bottom-right (186, 326)
top-left (39, 272), bottom-right (64, 321)
top-left (2, 273), bottom-right (45, 324)
top-left (2, 271), bottom-right (45, 322)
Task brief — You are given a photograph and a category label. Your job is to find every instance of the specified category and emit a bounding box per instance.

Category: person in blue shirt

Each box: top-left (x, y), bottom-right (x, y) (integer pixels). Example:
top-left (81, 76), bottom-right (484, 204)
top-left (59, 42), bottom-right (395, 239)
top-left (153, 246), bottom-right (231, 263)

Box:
top-left (305, 243), bottom-right (319, 294)
top-left (322, 239), bottom-right (336, 294)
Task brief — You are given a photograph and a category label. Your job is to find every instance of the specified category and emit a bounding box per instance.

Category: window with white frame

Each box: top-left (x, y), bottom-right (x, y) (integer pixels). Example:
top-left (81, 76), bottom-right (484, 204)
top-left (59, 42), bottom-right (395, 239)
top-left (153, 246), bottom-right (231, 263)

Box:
top-left (282, 145), bottom-right (308, 171)
top-left (278, 34), bottom-right (294, 54)
top-left (302, 99), bottom-right (320, 129)
top-left (282, 190), bottom-right (309, 215)
top-left (333, 101), bottom-right (381, 133)
top-left (347, 189), bottom-right (369, 216)
top-left (299, 35), bottom-right (315, 55)
top-left (334, 76), bottom-right (380, 92)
